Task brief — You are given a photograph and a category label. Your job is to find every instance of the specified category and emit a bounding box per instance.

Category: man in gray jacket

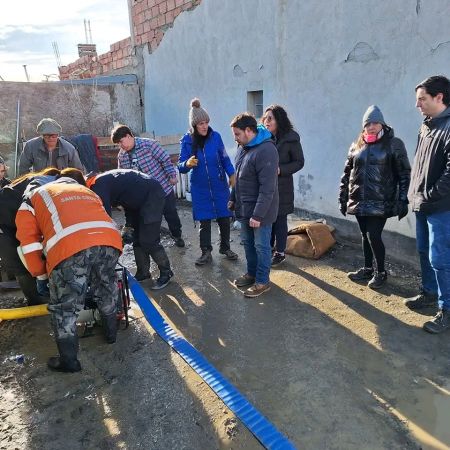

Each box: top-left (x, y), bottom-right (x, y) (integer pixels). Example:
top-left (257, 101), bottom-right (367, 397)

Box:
top-left (229, 113), bottom-right (279, 298)
top-left (18, 118), bottom-right (84, 175)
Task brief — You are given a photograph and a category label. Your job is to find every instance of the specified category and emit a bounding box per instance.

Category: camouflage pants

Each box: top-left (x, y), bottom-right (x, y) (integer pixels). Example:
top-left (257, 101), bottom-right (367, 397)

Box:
top-left (48, 246), bottom-right (120, 340)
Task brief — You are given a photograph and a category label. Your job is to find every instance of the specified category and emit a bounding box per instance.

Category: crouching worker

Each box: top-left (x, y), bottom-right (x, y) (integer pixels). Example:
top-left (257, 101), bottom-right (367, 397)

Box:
top-left (85, 169), bottom-right (173, 290)
top-left (15, 176), bottom-right (123, 373)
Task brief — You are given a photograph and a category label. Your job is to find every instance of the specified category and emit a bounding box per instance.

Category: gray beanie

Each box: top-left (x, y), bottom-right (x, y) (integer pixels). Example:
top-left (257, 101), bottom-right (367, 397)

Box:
top-left (189, 98), bottom-right (210, 128)
top-left (36, 118), bottom-right (62, 135)
top-left (362, 105), bottom-right (386, 128)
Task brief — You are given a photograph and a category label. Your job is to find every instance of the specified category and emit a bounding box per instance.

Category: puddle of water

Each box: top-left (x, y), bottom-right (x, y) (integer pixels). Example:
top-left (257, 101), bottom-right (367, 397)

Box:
top-left (383, 379), bottom-right (450, 450)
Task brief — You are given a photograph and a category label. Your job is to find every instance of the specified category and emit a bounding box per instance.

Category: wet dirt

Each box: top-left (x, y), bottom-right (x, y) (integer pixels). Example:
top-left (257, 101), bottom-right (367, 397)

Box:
top-left (1, 205), bottom-right (450, 449)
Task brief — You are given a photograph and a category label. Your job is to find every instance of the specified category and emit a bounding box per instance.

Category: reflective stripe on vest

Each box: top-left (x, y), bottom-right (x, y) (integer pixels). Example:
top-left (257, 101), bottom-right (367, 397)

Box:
top-left (18, 202), bottom-right (35, 215)
top-left (21, 242), bottom-right (44, 254)
top-left (38, 188), bottom-right (63, 234)
top-left (45, 221), bottom-right (118, 252)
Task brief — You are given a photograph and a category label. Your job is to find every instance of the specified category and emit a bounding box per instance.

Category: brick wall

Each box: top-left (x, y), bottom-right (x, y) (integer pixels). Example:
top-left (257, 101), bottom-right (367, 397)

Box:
top-left (59, 0), bottom-right (202, 80)
top-left (131, 0), bottom-right (201, 52)
top-left (59, 37), bottom-right (132, 80)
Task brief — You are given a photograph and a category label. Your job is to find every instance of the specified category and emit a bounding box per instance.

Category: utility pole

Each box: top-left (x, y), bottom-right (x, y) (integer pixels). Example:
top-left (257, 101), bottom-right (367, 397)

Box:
top-left (23, 65), bottom-right (30, 82)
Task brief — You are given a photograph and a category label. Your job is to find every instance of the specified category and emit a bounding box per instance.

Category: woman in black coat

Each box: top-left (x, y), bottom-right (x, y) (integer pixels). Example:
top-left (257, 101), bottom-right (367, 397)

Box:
top-left (262, 105), bottom-right (304, 266)
top-left (339, 105), bottom-right (411, 289)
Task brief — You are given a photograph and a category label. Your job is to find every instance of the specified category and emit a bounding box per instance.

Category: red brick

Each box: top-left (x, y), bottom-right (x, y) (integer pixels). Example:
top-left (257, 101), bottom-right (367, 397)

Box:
top-left (159, 1), bottom-right (167, 14)
top-left (150, 18), bottom-right (158, 29)
top-left (165, 10), bottom-right (174, 23)
top-left (167, 0), bottom-right (175, 10)
top-left (175, 0), bottom-right (183, 7)
top-left (157, 14), bottom-right (166, 26)
top-left (150, 39), bottom-right (159, 52)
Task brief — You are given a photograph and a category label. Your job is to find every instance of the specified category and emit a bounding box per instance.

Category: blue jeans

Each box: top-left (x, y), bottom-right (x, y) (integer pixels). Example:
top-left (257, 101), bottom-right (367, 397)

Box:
top-left (415, 211), bottom-right (450, 310)
top-left (240, 221), bottom-right (272, 284)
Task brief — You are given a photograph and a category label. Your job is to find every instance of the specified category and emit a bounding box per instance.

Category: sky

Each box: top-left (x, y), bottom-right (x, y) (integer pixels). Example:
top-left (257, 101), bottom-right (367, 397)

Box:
top-left (0, 0), bottom-right (130, 82)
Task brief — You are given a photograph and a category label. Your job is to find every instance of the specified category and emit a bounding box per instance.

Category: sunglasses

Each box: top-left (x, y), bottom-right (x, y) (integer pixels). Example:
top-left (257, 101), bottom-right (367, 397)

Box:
top-left (43, 134), bottom-right (58, 139)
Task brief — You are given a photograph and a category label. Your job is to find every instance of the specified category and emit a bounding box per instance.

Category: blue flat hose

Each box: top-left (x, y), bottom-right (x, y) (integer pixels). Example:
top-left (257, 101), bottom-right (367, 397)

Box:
top-left (127, 271), bottom-right (296, 450)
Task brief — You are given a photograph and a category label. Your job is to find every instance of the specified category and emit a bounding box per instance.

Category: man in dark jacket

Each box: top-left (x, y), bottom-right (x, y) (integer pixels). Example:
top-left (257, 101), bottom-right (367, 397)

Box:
top-left (86, 169), bottom-right (174, 290)
top-left (405, 75), bottom-right (450, 334)
top-left (229, 113), bottom-right (279, 298)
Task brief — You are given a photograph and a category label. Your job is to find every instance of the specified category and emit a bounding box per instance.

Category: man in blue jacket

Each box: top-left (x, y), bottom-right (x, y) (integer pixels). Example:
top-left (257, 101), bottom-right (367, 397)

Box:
top-left (229, 113), bottom-right (279, 298)
top-left (405, 75), bottom-right (450, 334)
top-left (85, 169), bottom-right (174, 290)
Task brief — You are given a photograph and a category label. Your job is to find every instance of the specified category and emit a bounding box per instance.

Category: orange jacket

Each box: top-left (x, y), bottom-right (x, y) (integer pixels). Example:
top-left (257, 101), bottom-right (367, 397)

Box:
top-left (16, 178), bottom-right (122, 278)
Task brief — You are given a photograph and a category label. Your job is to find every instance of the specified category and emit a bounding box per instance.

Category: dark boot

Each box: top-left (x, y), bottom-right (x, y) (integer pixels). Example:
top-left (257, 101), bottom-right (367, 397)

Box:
top-left (219, 248), bottom-right (238, 261)
top-left (16, 273), bottom-right (48, 305)
top-left (404, 291), bottom-right (438, 310)
top-left (174, 237), bottom-right (185, 248)
top-left (150, 247), bottom-right (173, 290)
top-left (133, 247), bottom-right (151, 281)
top-left (423, 309), bottom-right (450, 334)
top-left (151, 270), bottom-right (174, 290)
top-left (102, 313), bottom-right (118, 344)
top-left (47, 336), bottom-right (81, 373)
top-left (195, 249), bottom-right (212, 266)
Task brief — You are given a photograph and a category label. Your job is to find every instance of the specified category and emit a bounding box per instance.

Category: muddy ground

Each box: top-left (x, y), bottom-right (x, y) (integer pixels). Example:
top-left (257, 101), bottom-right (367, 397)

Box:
top-left (1, 205), bottom-right (450, 450)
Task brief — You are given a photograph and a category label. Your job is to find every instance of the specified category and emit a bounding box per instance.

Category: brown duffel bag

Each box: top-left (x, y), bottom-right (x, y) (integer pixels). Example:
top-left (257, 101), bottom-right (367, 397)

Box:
top-left (286, 222), bottom-right (335, 259)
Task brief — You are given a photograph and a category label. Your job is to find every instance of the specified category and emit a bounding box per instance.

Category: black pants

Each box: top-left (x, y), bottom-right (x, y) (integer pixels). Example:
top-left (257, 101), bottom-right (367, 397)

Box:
top-left (129, 207), bottom-right (171, 274)
top-left (355, 216), bottom-right (387, 272)
top-left (199, 217), bottom-right (231, 251)
top-left (0, 234), bottom-right (28, 275)
top-left (270, 214), bottom-right (288, 253)
top-left (163, 191), bottom-right (182, 238)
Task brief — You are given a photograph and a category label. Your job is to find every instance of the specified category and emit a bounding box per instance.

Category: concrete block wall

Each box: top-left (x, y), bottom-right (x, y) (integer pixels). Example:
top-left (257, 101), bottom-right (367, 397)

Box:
top-left (0, 80), bottom-right (142, 174)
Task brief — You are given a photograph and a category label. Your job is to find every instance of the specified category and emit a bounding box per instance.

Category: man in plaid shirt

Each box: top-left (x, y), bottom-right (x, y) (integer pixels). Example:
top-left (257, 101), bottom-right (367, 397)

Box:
top-left (112, 125), bottom-right (185, 271)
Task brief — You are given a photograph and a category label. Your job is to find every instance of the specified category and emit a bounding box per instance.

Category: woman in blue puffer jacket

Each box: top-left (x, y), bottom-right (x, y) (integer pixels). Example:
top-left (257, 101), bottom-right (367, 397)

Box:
top-left (178, 98), bottom-right (238, 266)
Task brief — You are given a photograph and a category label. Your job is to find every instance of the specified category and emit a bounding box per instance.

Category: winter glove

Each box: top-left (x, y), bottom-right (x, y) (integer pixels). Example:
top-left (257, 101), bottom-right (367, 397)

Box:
top-left (121, 226), bottom-right (135, 245)
top-left (339, 203), bottom-right (347, 217)
top-left (398, 202), bottom-right (409, 221)
top-left (36, 279), bottom-right (50, 297)
top-left (186, 156), bottom-right (198, 168)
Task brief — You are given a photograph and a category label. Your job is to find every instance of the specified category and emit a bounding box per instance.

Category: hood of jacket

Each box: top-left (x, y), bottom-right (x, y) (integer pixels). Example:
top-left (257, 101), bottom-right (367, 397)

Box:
top-left (423, 106), bottom-right (450, 129)
top-left (245, 125), bottom-right (272, 148)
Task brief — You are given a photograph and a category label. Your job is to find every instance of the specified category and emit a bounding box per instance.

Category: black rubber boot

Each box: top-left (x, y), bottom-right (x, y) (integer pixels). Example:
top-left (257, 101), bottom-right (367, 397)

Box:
top-left (195, 249), bottom-right (212, 266)
top-left (133, 247), bottom-right (151, 281)
top-left (102, 313), bottom-right (118, 344)
top-left (16, 273), bottom-right (48, 305)
top-left (47, 336), bottom-right (81, 373)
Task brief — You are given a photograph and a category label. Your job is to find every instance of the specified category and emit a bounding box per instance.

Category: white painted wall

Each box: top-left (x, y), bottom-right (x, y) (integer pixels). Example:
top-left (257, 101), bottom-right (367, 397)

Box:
top-left (143, 0), bottom-right (450, 237)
